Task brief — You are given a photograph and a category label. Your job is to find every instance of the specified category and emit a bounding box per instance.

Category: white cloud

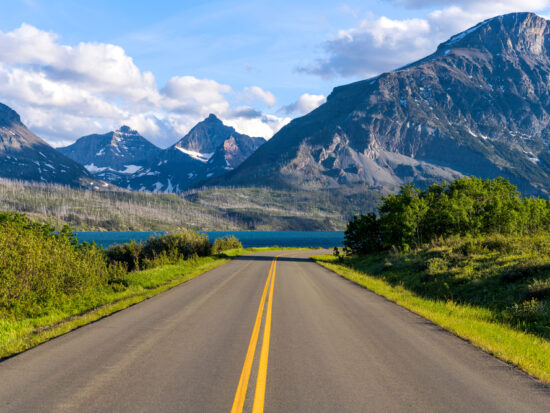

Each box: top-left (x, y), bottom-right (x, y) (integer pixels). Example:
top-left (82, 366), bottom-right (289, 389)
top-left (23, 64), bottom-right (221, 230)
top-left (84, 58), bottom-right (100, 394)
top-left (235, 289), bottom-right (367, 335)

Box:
top-left (394, 0), bottom-right (549, 10)
top-left (301, 3), bottom-right (550, 78)
top-left (0, 24), bottom-right (287, 146)
top-left (281, 93), bottom-right (327, 116)
top-left (243, 86), bottom-right (277, 107)
top-left (224, 112), bottom-right (291, 138)
top-left (161, 76), bottom-right (232, 115)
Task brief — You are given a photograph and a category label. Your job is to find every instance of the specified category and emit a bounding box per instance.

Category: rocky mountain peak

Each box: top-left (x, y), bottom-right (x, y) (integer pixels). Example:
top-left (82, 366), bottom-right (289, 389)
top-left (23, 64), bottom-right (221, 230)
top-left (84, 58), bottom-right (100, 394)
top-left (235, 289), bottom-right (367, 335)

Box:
top-left (116, 125), bottom-right (138, 135)
top-left (175, 114), bottom-right (237, 154)
top-left (112, 125), bottom-right (140, 143)
top-left (0, 103), bottom-right (22, 127)
top-left (437, 12), bottom-right (550, 57)
top-left (206, 113), bottom-right (221, 122)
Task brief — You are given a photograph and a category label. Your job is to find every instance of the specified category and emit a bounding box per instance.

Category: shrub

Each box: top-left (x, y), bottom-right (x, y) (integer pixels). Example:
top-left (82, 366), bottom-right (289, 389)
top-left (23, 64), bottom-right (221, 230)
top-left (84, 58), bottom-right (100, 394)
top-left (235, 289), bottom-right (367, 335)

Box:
top-left (508, 298), bottom-right (550, 325)
top-left (344, 213), bottom-right (382, 254)
top-left (527, 279), bottom-right (550, 300)
top-left (142, 230), bottom-right (211, 261)
top-left (105, 241), bottom-right (143, 271)
top-left (426, 257), bottom-right (449, 275)
top-left (212, 235), bottom-right (242, 254)
top-left (0, 212), bottom-right (121, 316)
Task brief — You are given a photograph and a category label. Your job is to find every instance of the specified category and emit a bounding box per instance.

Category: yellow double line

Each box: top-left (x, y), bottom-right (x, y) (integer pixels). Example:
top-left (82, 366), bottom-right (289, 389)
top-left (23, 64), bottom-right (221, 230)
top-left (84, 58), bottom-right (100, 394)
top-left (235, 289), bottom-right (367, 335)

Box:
top-left (231, 255), bottom-right (279, 413)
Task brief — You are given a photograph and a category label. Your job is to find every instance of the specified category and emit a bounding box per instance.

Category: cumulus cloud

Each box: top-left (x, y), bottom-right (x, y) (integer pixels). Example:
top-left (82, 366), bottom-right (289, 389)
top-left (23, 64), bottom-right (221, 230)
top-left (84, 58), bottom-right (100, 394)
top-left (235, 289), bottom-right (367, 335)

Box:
top-left (301, 1), bottom-right (550, 78)
top-left (242, 86), bottom-right (277, 107)
top-left (281, 93), bottom-right (327, 116)
top-left (224, 111), bottom-right (291, 138)
top-left (0, 24), bottom-right (287, 147)
top-left (161, 76), bottom-right (231, 115)
top-left (393, 0), bottom-right (549, 9)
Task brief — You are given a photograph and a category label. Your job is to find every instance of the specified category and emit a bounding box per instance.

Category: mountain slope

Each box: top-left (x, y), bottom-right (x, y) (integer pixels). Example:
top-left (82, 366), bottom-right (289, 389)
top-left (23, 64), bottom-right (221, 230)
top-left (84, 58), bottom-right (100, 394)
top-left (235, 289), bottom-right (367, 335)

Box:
top-left (58, 126), bottom-right (162, 185)
top-left (0, 103), bottom-right (110, 188)
top-left (126, 114), bottom-right (265, 192)
top-left (208, 12), bottom-right (550, 195)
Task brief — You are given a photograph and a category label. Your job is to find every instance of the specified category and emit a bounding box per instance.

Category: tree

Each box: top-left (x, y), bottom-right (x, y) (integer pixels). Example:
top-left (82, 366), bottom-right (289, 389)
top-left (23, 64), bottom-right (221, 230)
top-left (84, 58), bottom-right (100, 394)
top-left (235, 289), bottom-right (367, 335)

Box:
top-left (344, 213), bottom-right (382, 254)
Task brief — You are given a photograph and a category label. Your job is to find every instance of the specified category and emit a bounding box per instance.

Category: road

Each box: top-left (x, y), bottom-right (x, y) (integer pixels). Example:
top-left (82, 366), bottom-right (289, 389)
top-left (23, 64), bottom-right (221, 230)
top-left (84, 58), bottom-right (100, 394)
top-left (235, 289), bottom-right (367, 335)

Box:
top-left (1, 250), bottom-right (550, 412)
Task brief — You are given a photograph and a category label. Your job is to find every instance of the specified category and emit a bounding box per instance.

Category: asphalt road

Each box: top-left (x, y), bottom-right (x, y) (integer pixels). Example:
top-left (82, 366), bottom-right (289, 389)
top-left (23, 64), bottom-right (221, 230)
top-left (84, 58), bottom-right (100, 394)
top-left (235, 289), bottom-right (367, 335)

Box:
top-left (1, 250), bottom-right (550, 412)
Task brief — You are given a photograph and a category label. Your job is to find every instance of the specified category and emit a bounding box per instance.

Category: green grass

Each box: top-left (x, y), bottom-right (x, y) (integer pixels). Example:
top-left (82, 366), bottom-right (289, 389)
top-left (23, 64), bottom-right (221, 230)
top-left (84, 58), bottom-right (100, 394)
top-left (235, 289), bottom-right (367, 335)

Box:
top-left (312, 234), bottom-right (550, 384)
top-left (0, 255), bottom-right (229, 359)
top-left (0, 247), bottom-right (310, 359)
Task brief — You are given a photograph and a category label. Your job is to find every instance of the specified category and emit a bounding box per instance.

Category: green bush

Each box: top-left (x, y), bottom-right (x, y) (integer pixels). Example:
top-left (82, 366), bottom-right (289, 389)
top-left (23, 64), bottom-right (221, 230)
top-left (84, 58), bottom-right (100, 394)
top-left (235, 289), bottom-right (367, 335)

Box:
top-left (142, 230), bottom-right (211, 260)
top-left (344, 213), bottom-right (382, 254)
top-left (104, 230), bottom-right (213, 271)
top-left (0, 212), bottom-right (123, 316)
top-left (211, 235), bottom-right (243, 254)
top-left (105, 241), bottom-right (143, 271)
top-left (345, 177), bottom-right (550, 254)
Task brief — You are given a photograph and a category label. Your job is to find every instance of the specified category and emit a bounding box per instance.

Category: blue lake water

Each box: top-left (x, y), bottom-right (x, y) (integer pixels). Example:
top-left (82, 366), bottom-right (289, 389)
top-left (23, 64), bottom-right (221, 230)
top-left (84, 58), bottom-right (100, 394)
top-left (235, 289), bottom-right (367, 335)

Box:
top-left (75, 231), bottom-right (345, 249)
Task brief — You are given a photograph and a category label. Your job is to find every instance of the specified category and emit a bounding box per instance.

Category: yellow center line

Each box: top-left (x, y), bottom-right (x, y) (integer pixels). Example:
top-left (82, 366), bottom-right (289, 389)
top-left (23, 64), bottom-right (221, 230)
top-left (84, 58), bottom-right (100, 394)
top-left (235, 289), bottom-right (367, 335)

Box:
top-left (230, 258), bottom-right (275, 413)
top-left (252, 257), bottom-right (277, 413)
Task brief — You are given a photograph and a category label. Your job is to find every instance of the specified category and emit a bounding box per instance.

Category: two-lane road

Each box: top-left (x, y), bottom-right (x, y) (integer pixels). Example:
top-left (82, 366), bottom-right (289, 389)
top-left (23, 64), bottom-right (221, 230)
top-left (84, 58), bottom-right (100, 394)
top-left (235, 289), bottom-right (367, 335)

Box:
top-left (1, 250), bottom-right (550, 412)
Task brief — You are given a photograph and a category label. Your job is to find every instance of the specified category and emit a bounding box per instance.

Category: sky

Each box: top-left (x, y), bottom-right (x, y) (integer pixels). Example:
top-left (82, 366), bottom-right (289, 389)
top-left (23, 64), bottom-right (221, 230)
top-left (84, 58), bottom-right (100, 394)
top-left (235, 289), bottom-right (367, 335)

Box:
top-left (0, 0), bottom-right (549, 148)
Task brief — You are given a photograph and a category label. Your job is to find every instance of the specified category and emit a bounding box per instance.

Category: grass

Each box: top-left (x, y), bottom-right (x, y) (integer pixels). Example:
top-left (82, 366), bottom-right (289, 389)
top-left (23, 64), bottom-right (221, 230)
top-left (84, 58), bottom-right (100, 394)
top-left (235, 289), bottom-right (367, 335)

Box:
top-left (0, 247), bottom-right (298, 360)
top-left (312, 234), bottom-right (550, 384)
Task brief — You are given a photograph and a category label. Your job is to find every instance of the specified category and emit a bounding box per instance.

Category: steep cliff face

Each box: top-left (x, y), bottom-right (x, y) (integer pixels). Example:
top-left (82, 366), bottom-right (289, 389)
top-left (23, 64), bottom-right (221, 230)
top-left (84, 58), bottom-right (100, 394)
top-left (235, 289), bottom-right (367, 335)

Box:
top-left (208, 13), bottom-right (550, 195)
top-left (0, 103), bottom-right (111, 188)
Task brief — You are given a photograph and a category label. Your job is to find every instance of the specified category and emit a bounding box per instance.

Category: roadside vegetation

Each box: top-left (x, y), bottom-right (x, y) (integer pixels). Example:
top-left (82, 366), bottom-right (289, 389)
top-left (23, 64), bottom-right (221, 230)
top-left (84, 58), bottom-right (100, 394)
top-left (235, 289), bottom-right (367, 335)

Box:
top-left (0, 212), bottom-right (245, 358)
top-left (316, 177), bottom-right (550, 383)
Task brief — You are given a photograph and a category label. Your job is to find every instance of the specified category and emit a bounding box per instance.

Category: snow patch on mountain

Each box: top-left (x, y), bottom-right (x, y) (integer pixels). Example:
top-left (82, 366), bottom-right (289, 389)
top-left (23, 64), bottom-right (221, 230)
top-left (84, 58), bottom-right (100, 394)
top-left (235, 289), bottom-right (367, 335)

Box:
top-left (175, 147), bottom-right (214, 162)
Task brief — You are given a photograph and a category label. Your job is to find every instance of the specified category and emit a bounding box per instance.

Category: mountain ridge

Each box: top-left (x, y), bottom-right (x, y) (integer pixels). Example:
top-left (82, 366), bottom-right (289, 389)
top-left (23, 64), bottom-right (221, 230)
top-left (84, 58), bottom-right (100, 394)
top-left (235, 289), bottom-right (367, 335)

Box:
top-left (125, 114), bottom-right (265, 192)
top-left (0, 103), bottom-right (112, 189)
top-left (58, 114), bottom-right (265, 192)
top-left (205, 12), bottom-right (550, 196)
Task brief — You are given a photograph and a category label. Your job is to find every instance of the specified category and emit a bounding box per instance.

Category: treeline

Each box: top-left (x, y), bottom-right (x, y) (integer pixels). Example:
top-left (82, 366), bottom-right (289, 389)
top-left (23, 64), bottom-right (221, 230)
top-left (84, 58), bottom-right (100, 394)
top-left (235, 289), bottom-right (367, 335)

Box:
top-left (0, 178), bottom-right (361, 231)
top-left (345, 177), bottom-right (550, 254)
top-left (0, 212), bottom-right (241, 318)
top-left (0, 179), bottom-right (249, 231)
top-left (105, 234), bottom-right (241, 272)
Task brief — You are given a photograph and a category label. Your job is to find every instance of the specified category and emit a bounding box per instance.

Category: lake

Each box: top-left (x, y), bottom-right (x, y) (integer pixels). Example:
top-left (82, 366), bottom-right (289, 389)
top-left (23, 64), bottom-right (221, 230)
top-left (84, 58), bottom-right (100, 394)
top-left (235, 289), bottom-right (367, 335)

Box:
top-left (75, 231), bottom-right (345, 249)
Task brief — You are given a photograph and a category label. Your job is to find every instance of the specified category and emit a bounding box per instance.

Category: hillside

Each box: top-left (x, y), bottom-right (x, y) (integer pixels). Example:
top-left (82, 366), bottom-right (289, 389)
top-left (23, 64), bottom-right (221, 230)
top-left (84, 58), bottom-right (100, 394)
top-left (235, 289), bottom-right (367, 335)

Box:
top-left (0, 103), bottom-right (111, 189)
top-left (0, 179), bottom-right (377, 231)
top-left (207, 12), bottom-right (550, 196)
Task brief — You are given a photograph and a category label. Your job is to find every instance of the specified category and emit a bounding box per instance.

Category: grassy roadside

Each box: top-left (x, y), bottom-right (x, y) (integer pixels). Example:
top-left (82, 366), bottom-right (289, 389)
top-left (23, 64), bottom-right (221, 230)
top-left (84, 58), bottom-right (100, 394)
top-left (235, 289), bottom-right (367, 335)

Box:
top-left (312, 237), bottom-right (550, 384)
top-left (0, 246), bottom-right (297, 360)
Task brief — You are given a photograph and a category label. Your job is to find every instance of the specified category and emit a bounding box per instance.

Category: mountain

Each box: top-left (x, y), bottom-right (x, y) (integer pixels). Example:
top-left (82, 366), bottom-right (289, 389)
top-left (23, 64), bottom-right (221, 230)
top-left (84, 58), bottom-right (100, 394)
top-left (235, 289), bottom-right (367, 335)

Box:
top-left (207, 12), bottom-right (550, 196)
top-left (0, 103), bottom-right (111, 188)
top-left (58, 126), bottom-right (162, 185)
top-left (125, 114), bottom-right (265, 192)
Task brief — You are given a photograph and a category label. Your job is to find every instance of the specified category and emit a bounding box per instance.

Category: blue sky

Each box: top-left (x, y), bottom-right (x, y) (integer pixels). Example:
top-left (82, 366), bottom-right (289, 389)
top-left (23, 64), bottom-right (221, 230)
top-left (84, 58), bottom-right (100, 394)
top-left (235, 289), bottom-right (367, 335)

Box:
top-left (0, 0), bottom-right (549, 147)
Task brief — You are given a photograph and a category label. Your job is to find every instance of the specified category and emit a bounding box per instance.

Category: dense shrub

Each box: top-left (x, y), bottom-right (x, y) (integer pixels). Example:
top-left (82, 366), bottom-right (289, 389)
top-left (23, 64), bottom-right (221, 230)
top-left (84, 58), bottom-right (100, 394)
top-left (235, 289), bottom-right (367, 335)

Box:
top-left (105, 230), bottom-right (213, 271)
top-left (344, 213), bottom-right (382, 254)
top-left (0, 212), bottom-right (123, 316)
top-left (105, 241), bottom-right (143, 271)
top-left (142, 230), bottom-right (211, 260)
top-left (212, 235), bottom-right (243, 254)
top-left (345, 177), bottom-right (550, 254)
